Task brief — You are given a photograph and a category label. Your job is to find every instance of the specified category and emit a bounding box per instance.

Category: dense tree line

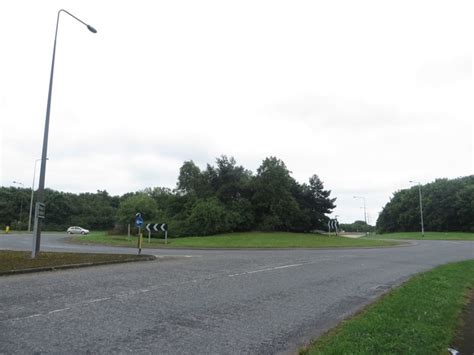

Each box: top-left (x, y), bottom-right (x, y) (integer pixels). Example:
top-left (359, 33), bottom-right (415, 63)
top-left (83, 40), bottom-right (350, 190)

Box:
top-left (1, 156), bottom-right (336, 236)
top-left (376, 175), bottom-right (474, 233)
top-left (339, 221), bottom-right (375, 233)
top-left (0, 188), bottom-right (119, 231)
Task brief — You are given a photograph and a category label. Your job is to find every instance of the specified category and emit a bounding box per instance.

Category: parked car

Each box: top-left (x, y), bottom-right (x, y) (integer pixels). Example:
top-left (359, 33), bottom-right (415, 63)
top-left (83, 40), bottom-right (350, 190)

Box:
top-left (67, 226), bottom-right (90, 235)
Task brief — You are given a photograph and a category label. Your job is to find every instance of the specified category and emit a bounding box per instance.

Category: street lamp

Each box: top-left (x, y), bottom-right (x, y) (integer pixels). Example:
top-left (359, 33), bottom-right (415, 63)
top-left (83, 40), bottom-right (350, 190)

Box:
top-left (33, 9), bottom-right (97, 258)
top-left (12, 181), bottom-right (25, 230)
top-left (28, 158), bottom-right (48, 232)
top-left (409, 180), bottom-right (425, 237)
top-left (353, 196), bottom-right (367, 225)
top-left (354, 195), bottom-right (367, 235)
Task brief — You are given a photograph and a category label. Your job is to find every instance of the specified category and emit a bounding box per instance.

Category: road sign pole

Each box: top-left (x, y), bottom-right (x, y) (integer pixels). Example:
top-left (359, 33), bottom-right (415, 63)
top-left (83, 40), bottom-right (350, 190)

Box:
top-left (137, 227), bottom-right (142, 255)
top-left (148, 229), bottom-right (151, 243)
top-left (165, 230), bottom-right (168, 245)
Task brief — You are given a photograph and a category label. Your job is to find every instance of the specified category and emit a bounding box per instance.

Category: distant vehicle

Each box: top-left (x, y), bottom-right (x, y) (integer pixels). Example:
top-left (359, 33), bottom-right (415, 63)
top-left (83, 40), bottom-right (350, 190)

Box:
top-left (67, 226), bottom-right (90, 235)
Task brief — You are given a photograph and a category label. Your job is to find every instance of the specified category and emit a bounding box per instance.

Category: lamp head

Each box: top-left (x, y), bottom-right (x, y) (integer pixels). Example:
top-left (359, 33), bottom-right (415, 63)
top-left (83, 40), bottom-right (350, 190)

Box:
top-left (87, 25), bottom-right (97, 33)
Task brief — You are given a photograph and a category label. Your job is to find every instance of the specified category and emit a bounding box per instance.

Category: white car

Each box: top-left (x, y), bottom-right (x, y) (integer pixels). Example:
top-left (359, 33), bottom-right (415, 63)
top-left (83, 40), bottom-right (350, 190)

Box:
top-left (67, 226), bottom-right (90, 235)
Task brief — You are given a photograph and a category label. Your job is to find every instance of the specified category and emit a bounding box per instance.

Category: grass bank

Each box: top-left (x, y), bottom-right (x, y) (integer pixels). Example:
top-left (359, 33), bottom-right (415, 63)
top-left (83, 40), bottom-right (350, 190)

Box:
top-left (300, 259), bottom-right (474, 355)
top-left (70, 231), bottom-right (400, 249)
top-left (0, 250), bottom-right (153, 274)
top-left (372, 232), bottom-right (474, 240)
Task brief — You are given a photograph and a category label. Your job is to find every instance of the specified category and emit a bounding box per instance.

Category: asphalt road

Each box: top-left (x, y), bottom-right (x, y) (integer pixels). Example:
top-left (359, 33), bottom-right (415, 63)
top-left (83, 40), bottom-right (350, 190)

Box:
top-left (0, 232), bottom-right (202, 256)
top-left (1, 234), bottom-right (473, 354)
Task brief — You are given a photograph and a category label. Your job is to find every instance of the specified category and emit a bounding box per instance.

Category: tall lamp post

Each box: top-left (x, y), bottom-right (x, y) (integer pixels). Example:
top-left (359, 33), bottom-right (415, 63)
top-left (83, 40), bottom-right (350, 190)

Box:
top-left (33, 10), bottom-right (97, 258)
top-left (353, 195), bottom-right (367, 234)
top-left (409, 180), bottom-right (425, 237)
top-left (12, 181), bottom-right (25, 230)
top-left (353, 196), bottom-right (367, 225)
top-left (28, 158), bottom-right (48, 232)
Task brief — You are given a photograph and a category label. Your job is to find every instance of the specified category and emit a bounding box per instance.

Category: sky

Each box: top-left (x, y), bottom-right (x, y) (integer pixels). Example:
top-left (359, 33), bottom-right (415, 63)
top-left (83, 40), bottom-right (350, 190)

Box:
top-left (0, 0), bottom-right (472, 224)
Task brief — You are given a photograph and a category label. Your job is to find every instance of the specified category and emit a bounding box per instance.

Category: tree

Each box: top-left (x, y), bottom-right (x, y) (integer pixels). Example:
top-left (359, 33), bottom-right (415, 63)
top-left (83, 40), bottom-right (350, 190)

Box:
top-left (340, 220), bottom-right (375, 233)
top-left (0, 155), bottom-right (340, 236)
top-left (73, 190), bottom-right (117, 230)
top-left (209, 156), bottom-right (253, 204)
top-left (116, 193), bottom-right (158, 227)
top-left (176, 160), bottom-right (211, 198)
top-left (376, 176), bottom-right (473, 233)
top-left (252, 157), bottom-right (302, 231)
top-left (205, 156), bottom-right (254, 231)
top-left (185, 198), bottom-right (229, 235)
top-left (0, 187), bottom-right (23, 229)
top-left (43, 189), bottom-right (74, 230)
top-left (307, 175), bottom-right (336, 230)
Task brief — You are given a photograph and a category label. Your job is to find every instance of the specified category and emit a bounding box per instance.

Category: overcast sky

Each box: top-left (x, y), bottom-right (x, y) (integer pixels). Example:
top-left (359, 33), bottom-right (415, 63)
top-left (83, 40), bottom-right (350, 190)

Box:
top-left (1, 0), bottom-right (472, 224)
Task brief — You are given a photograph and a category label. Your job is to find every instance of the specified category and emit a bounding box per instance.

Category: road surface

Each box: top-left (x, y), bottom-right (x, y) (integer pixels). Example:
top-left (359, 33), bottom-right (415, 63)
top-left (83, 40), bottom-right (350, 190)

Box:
top-left (1, 233), bottom-right (473, 353)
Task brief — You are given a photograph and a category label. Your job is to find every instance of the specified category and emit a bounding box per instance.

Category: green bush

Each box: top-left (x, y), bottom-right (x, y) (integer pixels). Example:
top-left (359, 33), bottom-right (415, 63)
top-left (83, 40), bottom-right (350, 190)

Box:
top-left (186, 198), bottom-right (230, 236)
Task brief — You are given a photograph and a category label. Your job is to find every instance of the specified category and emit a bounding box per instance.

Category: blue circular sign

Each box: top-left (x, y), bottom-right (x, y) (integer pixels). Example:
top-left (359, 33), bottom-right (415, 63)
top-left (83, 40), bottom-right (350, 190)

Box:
top-left (135, 213), bottom-right (144, 227)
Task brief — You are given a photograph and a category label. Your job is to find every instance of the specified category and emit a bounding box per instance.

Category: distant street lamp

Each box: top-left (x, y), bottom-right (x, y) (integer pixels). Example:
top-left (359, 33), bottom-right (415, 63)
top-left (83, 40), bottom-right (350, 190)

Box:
top-left (354, 195), bottom-right (367, 235)
top-left (409, 180), bottom-right (425, 237)
top-left (12, 181), bottom-right (25, 230)
top-left (33, 9), bottom-right (97, 258)
top-left (353, 196), bottom-right (367, 225)
top-left (28, 158), bottom-right (48, 232)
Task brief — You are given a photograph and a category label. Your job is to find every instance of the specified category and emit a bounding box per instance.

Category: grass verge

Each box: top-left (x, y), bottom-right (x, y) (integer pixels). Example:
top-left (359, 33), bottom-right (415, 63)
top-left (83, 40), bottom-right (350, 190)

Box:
top-left (371, 232), bottom-right (474, 240)
top-left (71, 231), bottom-right (400, 249)
top-left (0, 250), bottom-right (153, 274)
top-left (300, 259), bottom-right (474, 355)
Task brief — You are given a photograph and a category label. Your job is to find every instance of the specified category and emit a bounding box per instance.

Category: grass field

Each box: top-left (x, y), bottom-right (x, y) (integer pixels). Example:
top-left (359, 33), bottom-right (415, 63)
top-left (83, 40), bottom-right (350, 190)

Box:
top-left (372, 232), bottom-right (474, 240)
top-left (0, 250), bottom-right (151, 273)
top-left (300, 259), bottom-right (474, 355)
top-left (70, 231), bottom-right (400, 249)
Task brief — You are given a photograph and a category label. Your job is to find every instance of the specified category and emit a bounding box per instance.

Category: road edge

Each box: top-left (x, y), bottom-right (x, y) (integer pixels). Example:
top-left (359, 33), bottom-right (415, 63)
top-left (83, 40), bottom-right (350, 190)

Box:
top-left (0, 255), bottom-right (156, 277)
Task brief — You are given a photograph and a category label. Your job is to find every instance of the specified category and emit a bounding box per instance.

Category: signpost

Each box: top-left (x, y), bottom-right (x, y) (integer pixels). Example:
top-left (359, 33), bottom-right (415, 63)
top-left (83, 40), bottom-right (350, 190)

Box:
top-left (135, 213), bottom-right (144, 254)
top-left (135, 214), bottom-right (168, 252)
top-left (145, 223), bottom-right (168, 244)
top-left (146, 223), bottom-right (152, 242)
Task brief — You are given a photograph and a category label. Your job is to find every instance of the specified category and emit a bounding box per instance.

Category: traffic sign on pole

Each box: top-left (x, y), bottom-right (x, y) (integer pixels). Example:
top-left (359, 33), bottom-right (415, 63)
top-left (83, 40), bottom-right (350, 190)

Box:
top-left (328, 219), bottom-right (339, 236)
top-left (36, 202), bottom-right (46, 219)
top-left (135, 213), bottom-right (144, 227)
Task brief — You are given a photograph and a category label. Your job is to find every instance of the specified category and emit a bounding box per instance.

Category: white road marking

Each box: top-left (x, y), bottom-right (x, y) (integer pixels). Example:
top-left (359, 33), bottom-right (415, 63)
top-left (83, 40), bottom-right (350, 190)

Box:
top-left (5, 254), bottom-right (358, 323)
top-left (48, 307), bottom-right (70, 314)
top-left (9, 308), bottom-right (70, 322)
top-left (228, 263), bottom-right (303, 277)
top-left (154, 255), bottom-right (201, 258)
top-left (84, 297), bottom-right (111, 304)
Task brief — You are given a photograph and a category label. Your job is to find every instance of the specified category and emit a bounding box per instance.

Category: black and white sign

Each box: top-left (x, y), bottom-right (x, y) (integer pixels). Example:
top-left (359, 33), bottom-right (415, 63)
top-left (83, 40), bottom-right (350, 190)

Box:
top-left (328, 219), bottom-right (339, 235)
top-left (146, 223), bottom-right (168, 232)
